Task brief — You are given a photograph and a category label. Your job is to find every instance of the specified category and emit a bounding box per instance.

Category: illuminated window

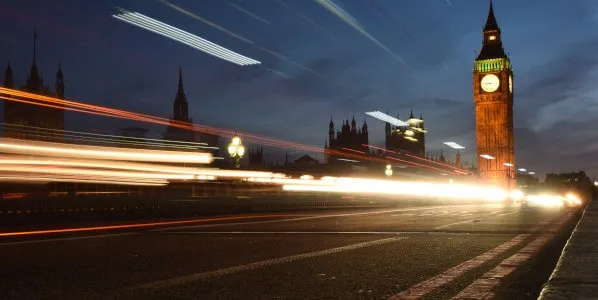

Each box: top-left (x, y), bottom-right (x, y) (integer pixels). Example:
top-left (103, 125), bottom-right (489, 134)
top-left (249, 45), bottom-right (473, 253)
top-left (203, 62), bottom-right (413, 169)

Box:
top-left (489, 35), bottom-right (496, 41)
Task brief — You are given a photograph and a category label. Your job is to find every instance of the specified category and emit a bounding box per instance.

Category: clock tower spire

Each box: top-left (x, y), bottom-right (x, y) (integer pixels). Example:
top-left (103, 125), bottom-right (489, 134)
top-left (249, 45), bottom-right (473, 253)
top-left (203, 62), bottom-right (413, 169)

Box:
top-left (473, 1), bottom-right (515, 189)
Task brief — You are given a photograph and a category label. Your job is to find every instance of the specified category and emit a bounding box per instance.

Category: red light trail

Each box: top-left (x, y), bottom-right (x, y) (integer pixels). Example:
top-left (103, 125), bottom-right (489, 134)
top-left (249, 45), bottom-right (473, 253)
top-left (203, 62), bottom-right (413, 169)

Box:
top-left (0, 87), bottom-right (469, 176)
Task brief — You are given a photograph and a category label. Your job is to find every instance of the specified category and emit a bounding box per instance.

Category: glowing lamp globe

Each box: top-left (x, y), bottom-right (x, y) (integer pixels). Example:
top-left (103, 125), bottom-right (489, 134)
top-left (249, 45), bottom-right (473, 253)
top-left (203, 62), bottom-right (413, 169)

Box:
top-left (232, 136), bottom-right (241, 146)
top-left (227, 145), bottom-right (236, 156)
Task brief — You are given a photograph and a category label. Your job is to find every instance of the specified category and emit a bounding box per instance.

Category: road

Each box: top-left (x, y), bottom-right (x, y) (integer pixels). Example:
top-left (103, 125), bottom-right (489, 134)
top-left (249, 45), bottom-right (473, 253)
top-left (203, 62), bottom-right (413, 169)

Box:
top-left (0, 200), bottom-right (580, 299)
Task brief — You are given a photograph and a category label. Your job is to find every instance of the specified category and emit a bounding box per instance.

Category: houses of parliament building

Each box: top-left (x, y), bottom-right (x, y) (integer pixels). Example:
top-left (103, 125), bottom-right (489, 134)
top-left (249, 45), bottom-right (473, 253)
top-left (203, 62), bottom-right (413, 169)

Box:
top-left (325, 110), bottom-right (426, 163)
top-left (2, 30), bottom-right (65, 141)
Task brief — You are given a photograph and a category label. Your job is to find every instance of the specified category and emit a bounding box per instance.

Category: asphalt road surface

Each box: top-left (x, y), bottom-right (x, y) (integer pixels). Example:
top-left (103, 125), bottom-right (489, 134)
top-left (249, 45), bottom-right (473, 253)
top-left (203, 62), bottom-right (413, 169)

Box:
top-left (0, 201), bottom-right (581, 299)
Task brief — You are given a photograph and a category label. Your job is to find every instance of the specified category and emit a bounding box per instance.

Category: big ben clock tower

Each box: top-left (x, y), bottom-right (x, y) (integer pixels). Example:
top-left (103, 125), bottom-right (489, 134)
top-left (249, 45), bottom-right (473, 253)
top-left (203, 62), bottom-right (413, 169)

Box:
top-left (473, 1), bottom-right (515, 188)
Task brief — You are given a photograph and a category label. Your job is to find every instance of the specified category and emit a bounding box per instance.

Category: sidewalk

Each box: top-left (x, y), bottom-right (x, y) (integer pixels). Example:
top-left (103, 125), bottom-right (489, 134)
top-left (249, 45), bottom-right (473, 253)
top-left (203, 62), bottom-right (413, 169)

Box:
top-left (538, 198), bottom-right (598, 299)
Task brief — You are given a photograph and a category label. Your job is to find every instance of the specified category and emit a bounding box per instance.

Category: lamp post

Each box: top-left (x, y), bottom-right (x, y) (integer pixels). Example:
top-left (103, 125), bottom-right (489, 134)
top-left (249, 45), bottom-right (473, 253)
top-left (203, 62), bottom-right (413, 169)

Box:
top-left (227, 134), bottom-right (245, 168)
top-left (385, 164), bottom-right (393, 177)
top-left (503, 162), bottom-right (514, 193)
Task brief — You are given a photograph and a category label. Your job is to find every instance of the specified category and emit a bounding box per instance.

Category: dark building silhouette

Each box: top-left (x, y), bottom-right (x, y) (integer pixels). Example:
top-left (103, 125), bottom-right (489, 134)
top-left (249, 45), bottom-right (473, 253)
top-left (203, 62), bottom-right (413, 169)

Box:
top-left (385, 110), bottom-right (425, 156)
top-left (473, 1), bottom-right (515, 188)
top-left (2, 29), bottom-right (65, 141)
top-left (324, 116), bottom-right (368, 163)
top-left (164, 68), bottom-right (195, 143)
top-left (248, 147), bottom-right (264, 169)
top-left (163, 68), bottom-right (220, 159)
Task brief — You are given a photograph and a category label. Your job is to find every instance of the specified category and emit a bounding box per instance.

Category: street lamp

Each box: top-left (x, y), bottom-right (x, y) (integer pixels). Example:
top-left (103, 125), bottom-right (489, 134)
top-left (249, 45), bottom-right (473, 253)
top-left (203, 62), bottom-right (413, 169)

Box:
top-left (227, 134), bottom-right (245, 168)
top-left (503, 162), bottom-right (514, 193)
top-left (385, 164), bottom-right (393, 177)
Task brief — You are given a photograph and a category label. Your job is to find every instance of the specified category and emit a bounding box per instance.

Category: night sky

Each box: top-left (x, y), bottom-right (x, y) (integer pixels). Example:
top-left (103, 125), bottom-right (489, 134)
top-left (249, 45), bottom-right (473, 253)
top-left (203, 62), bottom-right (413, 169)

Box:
top-left (1, 0), bottom-right (597, 178)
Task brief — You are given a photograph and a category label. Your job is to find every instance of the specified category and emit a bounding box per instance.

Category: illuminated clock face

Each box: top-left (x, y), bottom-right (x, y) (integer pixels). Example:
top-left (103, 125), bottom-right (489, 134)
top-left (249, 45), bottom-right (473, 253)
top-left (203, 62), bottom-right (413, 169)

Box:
top-left (509, 75), bottom-right (513, 93)
top-left (481, 74), bottom-right (500, 93)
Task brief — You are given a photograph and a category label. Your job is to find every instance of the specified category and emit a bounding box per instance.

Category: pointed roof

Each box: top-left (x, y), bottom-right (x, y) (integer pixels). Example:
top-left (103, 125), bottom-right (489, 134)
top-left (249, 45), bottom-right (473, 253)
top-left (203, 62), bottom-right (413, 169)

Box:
top-left (177, 67), bottom-right (185, 95)
top-left (329, 116), bottom-right (334, 127)
top-left (476, 1), bottom-right (507, 61)
top-left (56, 62), bottom-right (63, 78)
top-left (5, 60), bottom-right (12, 75)
top-left (409, 109), bottom-right (414, 119)
top-left (27, 27), bottom-right (42, 91)
top-left (33, 27), bottom-right (37, 66)
top-left (483, 1), bottom-right (499, 32)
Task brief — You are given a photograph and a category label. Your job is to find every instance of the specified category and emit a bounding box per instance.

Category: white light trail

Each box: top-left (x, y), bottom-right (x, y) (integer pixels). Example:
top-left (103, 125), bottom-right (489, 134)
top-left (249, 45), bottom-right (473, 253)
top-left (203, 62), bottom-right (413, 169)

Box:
top-left (443, 142), bottom-right (465, 150)
top-left (518, 168), bottom-right (527, 172)
top-left (0, 138), bottom-right (213, 164)
top-left (366, 111), bottom-right (409, 127)
top-left (337, 158), bottom-right (360, 163)
top-left (112, 9), bottom-right (260, 66)
top-left (282, 177), bottom-right (507, 202)
top-left (503, 163), bottom-right (514, 167)
top-left (528, 172), bottom-right (536, 175)
top-left (480, 154), bottom-right (495, 160)
top-left (0, 176), bottom-right (167, 186)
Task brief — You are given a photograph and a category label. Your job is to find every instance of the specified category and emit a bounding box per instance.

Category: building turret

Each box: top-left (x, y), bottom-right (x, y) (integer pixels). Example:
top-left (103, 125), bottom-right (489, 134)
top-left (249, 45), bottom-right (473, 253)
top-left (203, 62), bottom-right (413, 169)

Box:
top-left (26, 28), bottom-right (43, 93)
top-left (328, 117), bottom-right (335, 146)
top-left (4, 61), bottom-right (13, 88)
top-left (173, 67), bottom-right (189, 122)
top-left (55, 63), bottom-right (64, 99)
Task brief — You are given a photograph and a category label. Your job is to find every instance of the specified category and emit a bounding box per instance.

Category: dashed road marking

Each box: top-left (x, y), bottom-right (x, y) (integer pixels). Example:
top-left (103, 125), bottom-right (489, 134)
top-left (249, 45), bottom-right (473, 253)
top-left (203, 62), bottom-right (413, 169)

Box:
top-left (137, 236), bottom-right (408, 290)
top-left (0, 232), bottom-right (138, 246)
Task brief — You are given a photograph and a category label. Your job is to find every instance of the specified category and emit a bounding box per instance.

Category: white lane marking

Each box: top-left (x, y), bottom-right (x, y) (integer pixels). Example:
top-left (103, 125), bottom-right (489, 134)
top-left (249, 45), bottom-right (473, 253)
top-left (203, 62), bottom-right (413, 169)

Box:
top-left (0, 232), bottom-right (138, 246)
top-left (435, 211), bottom-right (518, 230)
top-left (153, 204), bottom-right (500, 232)
top-left (389, 234), bottom-right (530, 299)
top-left (137, 237), bottom-right (408, 290)
top-left (392, 213), bottom-right (568, 299)
top-left (452, 235), bottom-right (553, 300)
top-left (452, 212), bottom-right (575, 299)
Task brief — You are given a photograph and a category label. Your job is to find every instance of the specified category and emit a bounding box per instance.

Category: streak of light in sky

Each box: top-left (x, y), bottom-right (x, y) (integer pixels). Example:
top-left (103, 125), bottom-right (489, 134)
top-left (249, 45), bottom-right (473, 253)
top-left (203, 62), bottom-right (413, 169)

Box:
top-left (158, 0), bottom-right (322, 76)
top-left (367, 0), bottom-right (415, 41)
top-left (315, 0), bottom-right (406, 64)
top-left (274, 0), bottom-right (338, 39)
top-left (227, 1), bottom-right (272, 25)
top-left (113, 9), bottom-right (260, 66)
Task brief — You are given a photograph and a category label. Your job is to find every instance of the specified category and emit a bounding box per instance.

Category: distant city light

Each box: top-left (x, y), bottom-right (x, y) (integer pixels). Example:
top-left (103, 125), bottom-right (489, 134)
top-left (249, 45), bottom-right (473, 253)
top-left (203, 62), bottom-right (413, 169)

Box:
top-left (337, 158), bottom-right (360, 163)
top-left (366, 111), bottom-right (409, 127)
top-left (480, 154), bottom-right (495, 160)
top-left (112, 9), bottom-right (260, 66)
top-left (503, 162), bottom-right (514, 167)
top-left (529, 172), bottom-right (536, 175)
top-left (443, 142), bottom-right (465, 149)
top-left (518, 168), bottom-right (527, 172)
top-left (594, 181), bottom-right (598, 186)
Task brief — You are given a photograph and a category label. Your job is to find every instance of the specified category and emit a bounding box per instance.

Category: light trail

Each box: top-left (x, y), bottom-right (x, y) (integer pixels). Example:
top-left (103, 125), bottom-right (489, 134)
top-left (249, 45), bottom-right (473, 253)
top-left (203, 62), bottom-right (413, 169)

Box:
top-left (282, 176), bottom-right (507, 201)
top-left (0, 176), bottom-right (167, 186)
top-left (1, 123), bottom-right (211, 150)
top-left (315, 0), bottom-right (406, 64)
top-left (113, 9), bottom-right (260, 66)
top-left (157, 0), bottom-right (322, 77)
top-left (366, 111), bottom-right (409, 127)
top-left (0, 138), bottom-right (213, 164)
top-left (0, 87), bottom-right (467, 175)
top-left (227, 1), bottom-right (272, 25)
